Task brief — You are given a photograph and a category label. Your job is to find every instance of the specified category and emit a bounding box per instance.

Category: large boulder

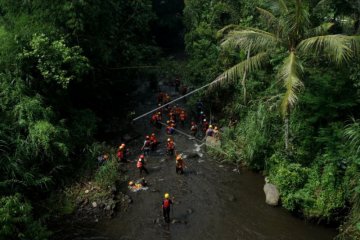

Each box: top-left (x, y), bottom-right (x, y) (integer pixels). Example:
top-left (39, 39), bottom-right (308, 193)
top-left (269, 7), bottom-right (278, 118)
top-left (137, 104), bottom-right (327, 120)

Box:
top-left (263, 178), bottom-right (280, 206)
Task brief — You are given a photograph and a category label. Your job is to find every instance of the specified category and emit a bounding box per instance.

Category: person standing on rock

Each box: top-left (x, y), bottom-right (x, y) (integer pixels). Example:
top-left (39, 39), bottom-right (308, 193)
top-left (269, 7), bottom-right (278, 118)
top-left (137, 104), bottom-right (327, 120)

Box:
top-left (162, 193), bottom-right (173, 223)
top-left (137, 155), bottom-right (149, 176)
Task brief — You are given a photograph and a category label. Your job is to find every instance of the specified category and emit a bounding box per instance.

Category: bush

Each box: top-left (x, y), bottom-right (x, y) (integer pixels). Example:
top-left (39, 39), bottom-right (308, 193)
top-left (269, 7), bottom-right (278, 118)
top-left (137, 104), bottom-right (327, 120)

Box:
top-left (95, 157), bottom-right (120, 188)
top-left (0, 194), bottom-right (50, 240)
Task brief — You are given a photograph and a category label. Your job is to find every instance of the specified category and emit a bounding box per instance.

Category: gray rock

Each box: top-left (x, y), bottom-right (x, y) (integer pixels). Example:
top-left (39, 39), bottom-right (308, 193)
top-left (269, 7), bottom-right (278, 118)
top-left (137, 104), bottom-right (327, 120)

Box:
top-left (171, 219), bottom-right (180, 224)
top-left (186, 208), bottom-right (194, 214)
top-left (264, 182), bottom-right (280, 206)
top-left (92, 202), bottom-right (97, 208)
top-left (228, 195), bottom-right (236, 202)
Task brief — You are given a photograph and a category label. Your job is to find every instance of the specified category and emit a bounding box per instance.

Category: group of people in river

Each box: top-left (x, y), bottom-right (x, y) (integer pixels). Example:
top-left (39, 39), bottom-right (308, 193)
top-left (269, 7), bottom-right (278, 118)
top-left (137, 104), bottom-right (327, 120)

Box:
top-left (98, 79), bottom-right (221, 223)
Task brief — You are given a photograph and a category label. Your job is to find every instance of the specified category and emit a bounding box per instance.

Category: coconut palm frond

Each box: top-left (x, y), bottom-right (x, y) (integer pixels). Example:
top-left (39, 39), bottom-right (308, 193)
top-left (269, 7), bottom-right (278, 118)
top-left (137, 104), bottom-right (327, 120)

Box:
top-left (297, 35), bottom-right (354, 63)
top-left (306, 22), bottom-right (335, 37)
top-left (345, 118), bottom-right (360, 155)
top-left (214, 52), bottom-right (269, 88)
top-left (287, 0), bottom-right (310, 36)
top-left (278, 52), bottom-right (304, 116)
top-left (278, 0), bottom-right (289, 13)
top-left (217, 24), bottom-right (243, 39)
top-left (350, 35), bottom-right (360, 55)
top-left (221, 29), bottom-right (279, 52)
top-left (256, 7), bottom-right (280, 27)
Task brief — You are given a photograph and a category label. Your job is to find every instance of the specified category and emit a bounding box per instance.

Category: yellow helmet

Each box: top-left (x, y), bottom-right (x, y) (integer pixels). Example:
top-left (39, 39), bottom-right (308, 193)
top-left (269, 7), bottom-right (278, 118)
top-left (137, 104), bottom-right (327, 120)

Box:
top-left (164, 193), bottom-right (170, 199)
top-left (209, 125), bottom-right (213, 128)
top-left (128, 181), bottom-right (134, 186)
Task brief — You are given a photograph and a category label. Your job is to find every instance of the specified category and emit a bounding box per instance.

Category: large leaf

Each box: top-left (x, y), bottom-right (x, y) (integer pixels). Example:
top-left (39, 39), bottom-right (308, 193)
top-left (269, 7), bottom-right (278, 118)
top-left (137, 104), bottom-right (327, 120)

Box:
top-left (297, 35), bottom-right (355, 63)
top-left (278, 51), bottom-right (304, 116)
top-left (215, 52), bottom-right (269, 87)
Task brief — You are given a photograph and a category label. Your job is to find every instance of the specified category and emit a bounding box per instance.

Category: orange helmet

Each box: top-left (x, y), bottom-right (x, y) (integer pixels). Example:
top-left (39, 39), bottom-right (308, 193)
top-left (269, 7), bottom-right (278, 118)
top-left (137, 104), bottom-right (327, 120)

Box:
top-left (176, 155), bottom-right (182, 160)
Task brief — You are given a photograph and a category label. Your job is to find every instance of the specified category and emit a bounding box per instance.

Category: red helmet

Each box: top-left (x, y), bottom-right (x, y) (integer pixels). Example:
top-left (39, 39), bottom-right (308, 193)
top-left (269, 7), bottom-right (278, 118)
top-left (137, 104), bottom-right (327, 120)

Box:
top-left (140, 154), bottom-right (144, 159)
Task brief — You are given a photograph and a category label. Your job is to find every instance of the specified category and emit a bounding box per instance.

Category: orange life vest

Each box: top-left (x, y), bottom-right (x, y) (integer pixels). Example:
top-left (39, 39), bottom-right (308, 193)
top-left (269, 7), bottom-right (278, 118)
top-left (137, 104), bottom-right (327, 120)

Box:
top-left (163, 199), bottom-right (170, 208)
top-left (137, 160), bottom-right (143, 168)
top-left (167, 141), bottom-right (175, 150)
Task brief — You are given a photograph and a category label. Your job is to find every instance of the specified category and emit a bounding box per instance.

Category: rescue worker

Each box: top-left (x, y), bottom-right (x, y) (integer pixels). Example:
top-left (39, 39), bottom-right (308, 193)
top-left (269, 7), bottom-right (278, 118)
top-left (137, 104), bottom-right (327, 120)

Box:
top-left (202, 119), bottom-right (209, 133)
top-left (213, 126), bottom-right (220, 139)
top-left (150, 133), bottom-right (158, 151)
top-left (150, 113), bottom-right (159, 129)
top-left (190, 122), bottom-right (198, 137)
top-left (206, 125), bottom-right (214, 137)
top-left (97, 153), bottom-right (109, 165)
top-left (166, 138), bottom-right (175, 156)
top-left (199, 111), bottom-right (206, 124)
top-left (179, 110), bottom-right (186, 127)
top-left (157, 91), bottom-right (165, 104)
top-left (176, 154), bottom-right (186, 174)
top-left (137, 154), bottom-right (149, 176)
top-left (117, 143), bottom-right (127, 162)
top-left (141, 135), bottom-right (151, 156)
top-left (162, 193), bottom-right (173, 223)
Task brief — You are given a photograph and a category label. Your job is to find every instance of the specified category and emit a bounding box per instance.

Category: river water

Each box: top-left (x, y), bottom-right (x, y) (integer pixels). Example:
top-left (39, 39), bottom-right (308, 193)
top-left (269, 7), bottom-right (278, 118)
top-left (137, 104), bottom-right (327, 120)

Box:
top-left (89, 83), bottom-right (337, 240)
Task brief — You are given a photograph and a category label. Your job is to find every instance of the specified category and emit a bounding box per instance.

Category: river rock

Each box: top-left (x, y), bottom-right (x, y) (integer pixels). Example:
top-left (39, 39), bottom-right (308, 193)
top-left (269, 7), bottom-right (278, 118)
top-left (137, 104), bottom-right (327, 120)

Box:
top-left (92, 202), bottom-right (97, 208)
top-left (263, 179), bottom-right (280, 206)
top-left (171, 219), bottom-right (180, 224)
top-left (85, 189), bottom-right (90, 194)
top-left (228, 195), bottom-right (236, 202)
top-left (186, 208), bottom-right (194, 214)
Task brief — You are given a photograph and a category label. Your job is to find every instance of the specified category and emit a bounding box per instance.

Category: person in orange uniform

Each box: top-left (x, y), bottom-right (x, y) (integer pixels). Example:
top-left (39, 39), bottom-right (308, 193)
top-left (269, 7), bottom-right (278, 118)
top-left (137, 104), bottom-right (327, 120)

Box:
top-left (117, 143), bottom-right (127, 162)
top-left (137, 154), bottom-right (149, 176)
top-left (150, 133), bottom-right (158, 151)
top-left (166, 138), bottom-right (175, 156)
top-left (179, 110), bottom-right (186, 127)
top-left (162, 193), bottom-right (173, 223)
top-left (190, 122), bottom-right (198, 137)
top-left (175, 154), bottom-right (186, 174)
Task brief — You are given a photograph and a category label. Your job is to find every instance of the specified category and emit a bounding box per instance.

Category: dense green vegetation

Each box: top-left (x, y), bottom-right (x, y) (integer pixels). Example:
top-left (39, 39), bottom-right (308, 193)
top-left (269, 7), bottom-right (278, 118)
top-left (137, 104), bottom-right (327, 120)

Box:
top-left (1, 0), bottom-right (359, 239)
top-left (184, 0), bottom-right (360, 239)
top-left (0, 0), bottom-right (157, 239)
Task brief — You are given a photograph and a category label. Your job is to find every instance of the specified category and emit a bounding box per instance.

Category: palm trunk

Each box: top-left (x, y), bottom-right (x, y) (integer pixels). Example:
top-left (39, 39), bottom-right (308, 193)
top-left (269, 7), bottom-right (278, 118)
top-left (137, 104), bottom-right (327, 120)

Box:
top-left (284, 116), bottom-right (289, 151)
top-left (284, 108), bottom-right (291, 152)
top-left (242, 45), bottom-right (251, 105)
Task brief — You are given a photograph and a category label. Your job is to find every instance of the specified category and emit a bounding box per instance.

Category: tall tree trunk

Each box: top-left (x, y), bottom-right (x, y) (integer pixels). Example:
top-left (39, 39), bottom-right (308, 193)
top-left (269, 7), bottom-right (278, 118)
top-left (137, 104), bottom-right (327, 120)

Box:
top-left (284, 109), bottom-right (290, 152)
top-left (242, 45), bottom-right (251, 105)
top-left (284, 116), bottom-right (289, 151)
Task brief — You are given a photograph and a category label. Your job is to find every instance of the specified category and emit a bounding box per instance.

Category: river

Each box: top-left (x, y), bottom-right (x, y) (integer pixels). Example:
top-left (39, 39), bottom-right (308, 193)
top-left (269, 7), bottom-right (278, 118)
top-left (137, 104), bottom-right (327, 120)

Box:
top-left (84, 82), bottom-right (337, 240)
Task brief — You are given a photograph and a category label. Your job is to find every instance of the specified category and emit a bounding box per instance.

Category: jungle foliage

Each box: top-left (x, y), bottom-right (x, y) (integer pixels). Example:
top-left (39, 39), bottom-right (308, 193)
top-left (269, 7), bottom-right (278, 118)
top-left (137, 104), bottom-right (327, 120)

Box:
top-left (184, 0), bottom-right (360, 239)
top-left (0, 0), bottom-right (157, 239)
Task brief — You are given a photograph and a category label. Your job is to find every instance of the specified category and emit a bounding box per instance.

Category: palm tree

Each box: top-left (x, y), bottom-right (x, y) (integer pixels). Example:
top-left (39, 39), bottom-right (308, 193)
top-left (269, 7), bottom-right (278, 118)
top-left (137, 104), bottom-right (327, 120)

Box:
top-left (218, 0), bottom-right (359, 151)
